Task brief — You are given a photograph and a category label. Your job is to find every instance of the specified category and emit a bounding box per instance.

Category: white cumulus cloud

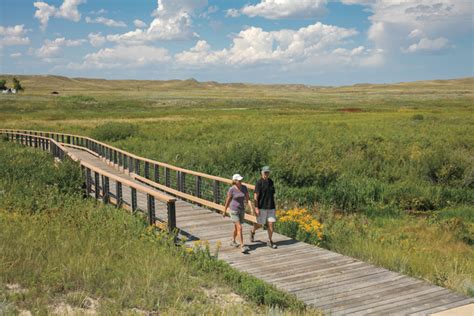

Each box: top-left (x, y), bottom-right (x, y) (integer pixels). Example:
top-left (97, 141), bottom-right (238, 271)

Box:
top-left (225, 8), bottom-right (241, 18)
top-left (85, 16), bottom-right (127, 28)
top-left (133, 19), bottom-right (147, 28)
top-left (34, 0), bottom-right (85, 30)
top-left (36, 37), bottom-right (85, 59)
top-left (88, 32), bottom-right (106, 47)
top-left (67, 45), bottom-right (171, 69)
top-left (230, 0), bottom-right (327, 19)
top-left (403, 37), bottom-right (450, 53)
top-left (176, 22), bottom-right (367, 67)
top-left (106, 0), bottom-right (207, 45)
top-left (0, 25), bottom-right (30, 46)
top-left (342, 0), bottom-right (471, 54)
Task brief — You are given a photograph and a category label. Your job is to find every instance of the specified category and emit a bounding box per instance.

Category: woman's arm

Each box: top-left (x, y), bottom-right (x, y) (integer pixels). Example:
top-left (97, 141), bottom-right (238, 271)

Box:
top-left (223, 191), bottom-right (232, 217)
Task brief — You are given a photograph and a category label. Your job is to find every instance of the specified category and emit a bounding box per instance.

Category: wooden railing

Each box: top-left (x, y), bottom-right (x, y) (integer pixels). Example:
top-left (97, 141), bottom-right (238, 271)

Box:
top-left (1, 131), bottom-right (177, 234)
top-left (0, 129), bottom-right (257, 223)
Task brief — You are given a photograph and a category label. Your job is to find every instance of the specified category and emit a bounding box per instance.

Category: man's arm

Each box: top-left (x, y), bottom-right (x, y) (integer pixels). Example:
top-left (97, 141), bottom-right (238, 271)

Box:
top-left (253, 192), bottom-right (259, 216)
top-left (254, 180), bottom-right (261, 215)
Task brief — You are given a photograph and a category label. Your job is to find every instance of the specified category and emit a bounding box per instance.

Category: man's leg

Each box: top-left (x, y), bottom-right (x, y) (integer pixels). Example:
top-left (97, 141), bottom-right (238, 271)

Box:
top-left (267, 221), bottom-right (273, 242)
top-left (250, 209), bottom-right (265, 242)
top-left (252, 223), bottom-right (262, 233)
top-left (266, 210), bottom-right (277, 248)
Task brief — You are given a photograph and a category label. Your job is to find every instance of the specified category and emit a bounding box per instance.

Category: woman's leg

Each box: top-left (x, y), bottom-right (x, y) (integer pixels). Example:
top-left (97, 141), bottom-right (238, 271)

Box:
top-left (236, 222), bottom-right (243, 247)
top-left (233, 223), bottom-right (238, 242)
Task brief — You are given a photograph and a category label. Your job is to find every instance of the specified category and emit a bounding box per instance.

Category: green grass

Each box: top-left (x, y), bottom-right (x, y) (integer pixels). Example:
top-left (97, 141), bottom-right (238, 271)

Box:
top-left (1, 75), bottom-right (473, 298)
top-left (0, 141), bottom-right (315, 314)
top-left (318, 207), bottom-right (473, 296)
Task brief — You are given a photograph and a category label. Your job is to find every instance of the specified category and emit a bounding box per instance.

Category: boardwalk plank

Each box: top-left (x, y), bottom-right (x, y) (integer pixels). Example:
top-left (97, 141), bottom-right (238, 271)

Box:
top-left (408, 300), bottom-right (474, 316)
top-left (327, 278), bottom-right (428, 313)
top-left (369, 291), bottom-right (467, 315)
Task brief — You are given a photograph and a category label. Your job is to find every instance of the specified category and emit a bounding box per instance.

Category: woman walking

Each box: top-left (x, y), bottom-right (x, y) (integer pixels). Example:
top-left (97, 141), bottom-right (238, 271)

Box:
top-left (223, 174), bottom-right (253, 253)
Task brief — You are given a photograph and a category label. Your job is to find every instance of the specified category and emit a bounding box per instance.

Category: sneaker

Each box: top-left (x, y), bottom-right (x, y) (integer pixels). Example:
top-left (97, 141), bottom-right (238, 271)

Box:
top-left (241, 245), bottom-right (250, 253)
top-left (249, 229), bottom-right (255, 243)
top-left (267, 241), bottom-right (278, 249)
top-left (230, 240), bottom-right (239, 248)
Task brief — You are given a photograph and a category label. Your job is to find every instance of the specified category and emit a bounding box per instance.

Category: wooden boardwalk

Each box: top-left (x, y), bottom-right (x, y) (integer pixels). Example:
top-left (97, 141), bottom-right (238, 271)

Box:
top-left (3, 130), bottom-right (473, 315)
top-left (64, 146), bottom-right (473, 315)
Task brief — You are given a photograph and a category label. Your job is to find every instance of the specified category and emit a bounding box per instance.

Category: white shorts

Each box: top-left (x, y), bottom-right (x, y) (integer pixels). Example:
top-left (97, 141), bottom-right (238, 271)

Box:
top-left (256, 209), bottom-right (276, 225)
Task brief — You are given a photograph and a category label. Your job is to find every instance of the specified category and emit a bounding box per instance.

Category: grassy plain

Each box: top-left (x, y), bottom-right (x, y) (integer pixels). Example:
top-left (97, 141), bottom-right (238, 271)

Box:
top-left (1, 75), bottom-right (473, 297)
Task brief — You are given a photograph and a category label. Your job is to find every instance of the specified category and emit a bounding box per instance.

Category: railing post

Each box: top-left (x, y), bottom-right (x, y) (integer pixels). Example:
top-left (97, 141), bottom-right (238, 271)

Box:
top-left (94, 172), bottom-right (100, 200)
top-left (124, 155), bottom-right (129, 171)
top-left (50, 142), bottom-right (55, 156)
top-left (147, 194), bottom-right (156, 226)
top-left (102, 176), bottom-right (109, 204)
top-left (135, 159), bottom-right (140, 176)
top-left (195, 176), bottom-right (202, 198)
top-left (129, 157), bottom-right (134, 173)
top-left (145, 162), bottom-right (150, 179)
top-left (165, 167), bottom-right (170, 187)
top-left (116, 182), bottom-right (122, 208)
top-left (131, 188), bottom-right (137, 213)
top-left (154, 164), bottom-right (160, 183)
top-left (177, 171), bottom-right (181, 191)
top-left (167, 200), bottom-right (176, 240)
top-left (213, 180), bottom-right (221, 204)
top-left (118, 152), bottom-right (123, 169)
top-left (86, 168), bottom-right (92, 196)
top-left (182, 173), bottom-right (186, 192)
top-left (67, 135), bottom-right (70, 144)
top-left (114, 150), bottom-right (118, 166)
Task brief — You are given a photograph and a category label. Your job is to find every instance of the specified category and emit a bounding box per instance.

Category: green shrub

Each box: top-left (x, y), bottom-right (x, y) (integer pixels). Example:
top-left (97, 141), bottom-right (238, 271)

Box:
top-left (91, 122), bottom-right (138, 142)
top-left (60, 95), bottom-right (97, 103)
top-left (411, 114), bottom-right (424, 121)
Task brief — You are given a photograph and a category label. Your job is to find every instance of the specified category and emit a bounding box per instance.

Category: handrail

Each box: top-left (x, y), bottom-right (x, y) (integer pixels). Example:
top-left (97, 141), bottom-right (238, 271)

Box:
top-left (1, 129), bottom-right (258, 222)
top-left (133, 173), bottom-right (257, 223)
top-left (1, 131), bottom-right (177, 233)
top-left (0, 129), bottom-right (255, 189)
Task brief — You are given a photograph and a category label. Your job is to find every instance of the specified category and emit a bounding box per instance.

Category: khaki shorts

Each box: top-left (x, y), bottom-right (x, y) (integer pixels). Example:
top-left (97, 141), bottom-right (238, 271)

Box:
top-left (256, 209), bottom-right (276, 225)
top-left (230, 209), bottom-right (244, 224)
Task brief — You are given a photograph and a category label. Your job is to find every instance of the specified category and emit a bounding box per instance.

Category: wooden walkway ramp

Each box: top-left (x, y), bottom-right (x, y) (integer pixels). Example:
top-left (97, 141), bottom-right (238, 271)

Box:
top-left (2, 130), bottom-right (473, 315)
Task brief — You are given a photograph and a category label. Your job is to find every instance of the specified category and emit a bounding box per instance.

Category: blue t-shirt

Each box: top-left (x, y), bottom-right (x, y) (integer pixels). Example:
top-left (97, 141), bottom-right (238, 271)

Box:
top-left (228, 185), bottom-right (248, 211)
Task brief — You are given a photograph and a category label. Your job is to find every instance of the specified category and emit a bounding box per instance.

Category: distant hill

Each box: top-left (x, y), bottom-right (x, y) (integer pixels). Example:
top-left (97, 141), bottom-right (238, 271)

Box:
top-left (0, 74), bottom-right (472, 96)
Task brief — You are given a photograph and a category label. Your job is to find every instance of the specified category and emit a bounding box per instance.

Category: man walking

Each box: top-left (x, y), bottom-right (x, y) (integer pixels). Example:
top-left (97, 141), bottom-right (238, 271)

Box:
top-left (250, 166), bottom-right (277, 249)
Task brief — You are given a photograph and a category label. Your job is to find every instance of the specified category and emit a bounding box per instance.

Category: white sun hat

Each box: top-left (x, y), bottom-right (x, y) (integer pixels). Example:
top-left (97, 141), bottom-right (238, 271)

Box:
top-left (232, 174), bottom-right (243, 181)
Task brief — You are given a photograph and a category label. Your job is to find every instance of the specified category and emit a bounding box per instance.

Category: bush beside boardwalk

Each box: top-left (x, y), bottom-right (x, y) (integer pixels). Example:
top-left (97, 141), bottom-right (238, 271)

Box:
top-left (0, 141), bottom-right (316, 314)
top-left (1, 76), bottom-right (473, 298)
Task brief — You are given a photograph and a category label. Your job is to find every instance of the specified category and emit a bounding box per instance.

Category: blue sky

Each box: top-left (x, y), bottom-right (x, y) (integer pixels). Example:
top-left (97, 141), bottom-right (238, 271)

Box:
top-left (0, 0), bottom-right (472, 85)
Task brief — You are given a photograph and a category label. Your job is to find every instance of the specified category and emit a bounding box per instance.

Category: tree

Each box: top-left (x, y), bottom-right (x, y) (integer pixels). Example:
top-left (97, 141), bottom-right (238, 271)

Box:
top-left (12, 77), bottom-right (24, 92)
top-left (0, 79), bottom-right (6, 90)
